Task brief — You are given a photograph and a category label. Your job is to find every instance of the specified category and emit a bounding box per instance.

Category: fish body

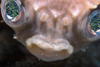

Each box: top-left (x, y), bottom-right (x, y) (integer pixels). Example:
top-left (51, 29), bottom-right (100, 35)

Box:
top-left (1, 0), bottom-right (100, 62)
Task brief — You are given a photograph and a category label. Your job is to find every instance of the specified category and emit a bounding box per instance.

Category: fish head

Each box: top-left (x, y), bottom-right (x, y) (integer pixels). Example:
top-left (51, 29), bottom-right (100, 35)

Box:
top-left (1, 0), bottom-right (100, 62)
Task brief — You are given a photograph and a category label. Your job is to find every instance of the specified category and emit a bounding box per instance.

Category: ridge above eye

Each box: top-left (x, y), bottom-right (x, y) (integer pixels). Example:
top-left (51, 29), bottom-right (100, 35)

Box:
top-left (87, 10), bottom-right (100, 36)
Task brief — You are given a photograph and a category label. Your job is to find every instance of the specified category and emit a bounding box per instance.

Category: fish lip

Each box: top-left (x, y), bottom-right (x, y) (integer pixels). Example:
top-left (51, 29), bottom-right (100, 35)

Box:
top-left (26, 34), bottom-right (74, 61)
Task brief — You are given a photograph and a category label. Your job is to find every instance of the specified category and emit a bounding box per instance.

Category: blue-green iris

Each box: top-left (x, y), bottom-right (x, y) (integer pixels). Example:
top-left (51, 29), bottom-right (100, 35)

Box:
top-left (90, 11), bottom-right (100, 33)
top-left (6, 0), bottom-right (19, 18)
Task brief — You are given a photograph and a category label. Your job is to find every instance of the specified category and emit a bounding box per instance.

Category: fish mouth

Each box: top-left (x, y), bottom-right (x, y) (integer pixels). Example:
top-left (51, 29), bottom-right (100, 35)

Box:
top-left (26, 35), bottom-right (74, 62)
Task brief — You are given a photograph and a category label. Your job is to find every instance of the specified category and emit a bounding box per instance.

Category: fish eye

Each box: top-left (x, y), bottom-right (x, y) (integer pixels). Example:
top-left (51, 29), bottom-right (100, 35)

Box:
top-left (87, 10), bottom-right (100, 36)
top-left (5, 0), bottom-right (23, 23)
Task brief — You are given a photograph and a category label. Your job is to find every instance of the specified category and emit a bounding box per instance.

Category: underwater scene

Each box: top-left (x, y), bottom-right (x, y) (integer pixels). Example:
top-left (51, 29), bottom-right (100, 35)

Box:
top-left (0, 0), bottom-right (100, 67)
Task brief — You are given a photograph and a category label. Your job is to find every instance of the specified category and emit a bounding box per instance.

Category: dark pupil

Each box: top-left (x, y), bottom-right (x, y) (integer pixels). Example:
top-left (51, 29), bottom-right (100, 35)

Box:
top-left (90, 13), bottom-right (100, 32)
top-left (6, 0), bottom-right (19, 17)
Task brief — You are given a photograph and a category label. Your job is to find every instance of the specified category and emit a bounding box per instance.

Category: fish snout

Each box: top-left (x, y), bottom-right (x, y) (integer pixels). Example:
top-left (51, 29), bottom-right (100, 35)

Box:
top-left (26, 34), bottom-right (73, 61)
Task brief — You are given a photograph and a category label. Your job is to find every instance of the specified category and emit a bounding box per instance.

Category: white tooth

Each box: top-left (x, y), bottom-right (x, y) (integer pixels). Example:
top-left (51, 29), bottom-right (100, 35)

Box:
top-left (25, 35), bottom-right (74, 61)
top-left (68, 45), bottom-right (74, 54)
top-left (26, 35), bottom-right (73, 54)
top-left (31, 36), bottom-right (53, 50)
top-left (26, 38), bottom-right (32, 47)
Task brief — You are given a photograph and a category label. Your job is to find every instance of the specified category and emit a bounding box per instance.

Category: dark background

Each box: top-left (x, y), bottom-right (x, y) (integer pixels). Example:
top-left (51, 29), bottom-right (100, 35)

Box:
top-left (0, 1), bottom-right (100, 67)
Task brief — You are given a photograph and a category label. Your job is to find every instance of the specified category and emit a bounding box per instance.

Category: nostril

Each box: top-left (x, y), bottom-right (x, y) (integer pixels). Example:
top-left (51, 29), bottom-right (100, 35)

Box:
top-left (25, 34), bottom-right (74, 61)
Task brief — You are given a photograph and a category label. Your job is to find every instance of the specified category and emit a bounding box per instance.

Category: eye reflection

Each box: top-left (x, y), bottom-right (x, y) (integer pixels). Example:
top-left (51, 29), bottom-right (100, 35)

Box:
top-left (5, 0), bottom-right (22, 22)
top-left (6, 0), bottom-right (19, 18)
top-left (88, 10), bottom-right (100, 35)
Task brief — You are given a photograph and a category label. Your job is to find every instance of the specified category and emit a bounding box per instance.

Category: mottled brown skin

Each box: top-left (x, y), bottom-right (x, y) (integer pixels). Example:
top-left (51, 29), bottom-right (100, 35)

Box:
top-left (1, 0), bottom-right (100, 62)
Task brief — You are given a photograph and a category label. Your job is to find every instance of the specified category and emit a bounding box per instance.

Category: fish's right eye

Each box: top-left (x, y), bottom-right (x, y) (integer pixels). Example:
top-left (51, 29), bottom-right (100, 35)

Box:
top-left (6, 0), bottom-right (20, 20)
top-left (2, 0), bottom-right (23, 24)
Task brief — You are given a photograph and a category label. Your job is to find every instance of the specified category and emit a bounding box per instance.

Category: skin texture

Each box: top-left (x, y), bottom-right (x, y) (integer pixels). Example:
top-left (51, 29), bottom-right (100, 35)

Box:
top-left (1, 0), bottom-right (100, 62)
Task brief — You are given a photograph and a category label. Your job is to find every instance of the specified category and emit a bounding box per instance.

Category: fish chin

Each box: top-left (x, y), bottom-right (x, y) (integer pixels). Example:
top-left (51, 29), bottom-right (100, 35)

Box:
top-left (26, 35), bottom-right (74, 62)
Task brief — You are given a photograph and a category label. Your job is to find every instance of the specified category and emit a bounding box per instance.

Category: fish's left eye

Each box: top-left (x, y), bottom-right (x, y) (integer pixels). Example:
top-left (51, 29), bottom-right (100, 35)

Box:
top-left (87, 10), bottom-right (100, 36)
top-left (5, 0), bottom-right (23, 23)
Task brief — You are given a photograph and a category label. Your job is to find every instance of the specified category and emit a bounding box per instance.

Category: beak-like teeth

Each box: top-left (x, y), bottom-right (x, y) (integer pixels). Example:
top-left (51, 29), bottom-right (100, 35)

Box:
top-left (26, 35), bottom-right (74, 61)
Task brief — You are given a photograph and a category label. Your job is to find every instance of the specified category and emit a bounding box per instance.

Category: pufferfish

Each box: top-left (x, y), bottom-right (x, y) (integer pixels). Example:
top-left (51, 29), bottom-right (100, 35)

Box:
top-left (1, 0), bottom-right (100, 62)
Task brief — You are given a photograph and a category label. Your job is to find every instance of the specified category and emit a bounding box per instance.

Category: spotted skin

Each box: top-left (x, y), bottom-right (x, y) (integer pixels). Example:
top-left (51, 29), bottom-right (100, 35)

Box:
top-left (1, 0), bottom-right (100, 62)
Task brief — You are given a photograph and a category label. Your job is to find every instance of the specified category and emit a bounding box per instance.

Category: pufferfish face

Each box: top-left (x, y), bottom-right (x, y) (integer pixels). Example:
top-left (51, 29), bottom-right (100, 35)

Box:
top-left (1, 0), bottom-right (100, 62)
